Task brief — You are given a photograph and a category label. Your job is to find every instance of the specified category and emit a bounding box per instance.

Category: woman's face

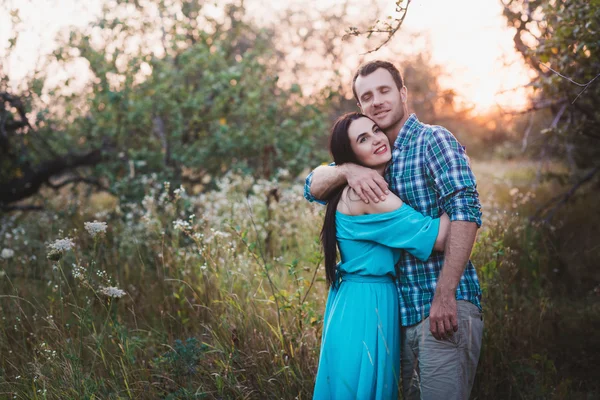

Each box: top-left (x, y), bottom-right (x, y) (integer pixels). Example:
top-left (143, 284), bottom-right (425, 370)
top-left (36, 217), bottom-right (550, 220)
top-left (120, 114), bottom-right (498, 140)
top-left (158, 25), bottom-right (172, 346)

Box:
top-left (347, 117), bottom-right (391, 168)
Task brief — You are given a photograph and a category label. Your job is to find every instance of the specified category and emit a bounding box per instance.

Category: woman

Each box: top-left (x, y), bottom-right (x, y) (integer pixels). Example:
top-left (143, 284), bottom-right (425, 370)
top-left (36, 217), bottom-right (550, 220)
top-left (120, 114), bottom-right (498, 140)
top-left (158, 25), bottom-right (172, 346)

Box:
top-left (313, 112), bottom-right (449, 399)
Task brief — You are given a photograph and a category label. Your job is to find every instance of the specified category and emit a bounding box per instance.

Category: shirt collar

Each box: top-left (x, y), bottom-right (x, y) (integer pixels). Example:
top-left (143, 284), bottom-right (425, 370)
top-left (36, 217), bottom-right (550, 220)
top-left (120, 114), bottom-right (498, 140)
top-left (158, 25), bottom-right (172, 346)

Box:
top-left (393, 113), bottom-right (421, 149)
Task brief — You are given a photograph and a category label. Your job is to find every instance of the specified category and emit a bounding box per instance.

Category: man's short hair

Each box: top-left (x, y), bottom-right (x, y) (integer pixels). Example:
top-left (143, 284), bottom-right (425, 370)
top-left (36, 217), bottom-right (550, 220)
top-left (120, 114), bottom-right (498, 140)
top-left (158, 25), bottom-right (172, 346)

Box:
top-left (352, 60), bottom-right (404, 103)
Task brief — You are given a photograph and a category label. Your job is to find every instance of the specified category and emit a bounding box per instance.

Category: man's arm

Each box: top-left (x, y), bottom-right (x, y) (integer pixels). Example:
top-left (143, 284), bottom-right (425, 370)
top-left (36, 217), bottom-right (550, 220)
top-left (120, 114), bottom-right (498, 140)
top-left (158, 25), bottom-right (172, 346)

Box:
top-left (425, 128), bottom-right (482, 340)
top-left (307, 165), bottom-right (348, 201)
top-left (430, 221), bottom-right (478, 340)
top-left (305, 163), bottom-right (389, 203)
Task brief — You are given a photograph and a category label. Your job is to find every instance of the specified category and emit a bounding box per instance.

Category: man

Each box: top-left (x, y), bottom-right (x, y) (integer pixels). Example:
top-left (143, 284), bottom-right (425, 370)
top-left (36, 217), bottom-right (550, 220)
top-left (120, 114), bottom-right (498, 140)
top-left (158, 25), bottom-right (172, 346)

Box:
top-left (304, 60), bottom-right (483, 399)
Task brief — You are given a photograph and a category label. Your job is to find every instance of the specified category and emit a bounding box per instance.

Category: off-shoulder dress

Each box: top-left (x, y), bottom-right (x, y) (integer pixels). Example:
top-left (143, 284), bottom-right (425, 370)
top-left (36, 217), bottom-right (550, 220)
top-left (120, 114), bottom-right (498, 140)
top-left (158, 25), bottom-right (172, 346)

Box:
top-left (313, 204), bottom-right (439, 400)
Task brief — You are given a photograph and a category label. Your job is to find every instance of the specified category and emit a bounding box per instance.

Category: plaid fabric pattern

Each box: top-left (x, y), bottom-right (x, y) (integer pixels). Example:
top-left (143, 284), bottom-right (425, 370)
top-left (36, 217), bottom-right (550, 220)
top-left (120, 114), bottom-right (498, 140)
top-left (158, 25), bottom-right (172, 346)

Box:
top-left (304, 114), bottom-right (482, 326)
top-left (304, 171), bottom-right (327, 205)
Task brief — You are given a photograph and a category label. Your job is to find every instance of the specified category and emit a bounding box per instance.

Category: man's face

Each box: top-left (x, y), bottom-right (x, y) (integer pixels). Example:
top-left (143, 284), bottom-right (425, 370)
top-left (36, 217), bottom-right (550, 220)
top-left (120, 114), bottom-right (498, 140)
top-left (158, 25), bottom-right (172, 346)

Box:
top-left (354, 68), bottom-right (406, 132)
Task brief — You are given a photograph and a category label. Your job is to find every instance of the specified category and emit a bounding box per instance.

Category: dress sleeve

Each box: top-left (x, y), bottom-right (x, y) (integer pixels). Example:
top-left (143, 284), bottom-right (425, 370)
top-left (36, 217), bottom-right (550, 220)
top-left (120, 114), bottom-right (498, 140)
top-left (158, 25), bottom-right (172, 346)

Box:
top-left (336, 204), bottom-right (440, 261)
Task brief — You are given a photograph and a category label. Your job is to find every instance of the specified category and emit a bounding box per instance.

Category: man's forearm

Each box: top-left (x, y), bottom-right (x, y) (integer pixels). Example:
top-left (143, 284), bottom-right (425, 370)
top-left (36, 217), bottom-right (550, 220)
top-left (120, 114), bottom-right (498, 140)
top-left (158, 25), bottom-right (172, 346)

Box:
top-left (309, 165), bottom-right (348, 200)
top-left (436, 220), bottom-right (478, 295)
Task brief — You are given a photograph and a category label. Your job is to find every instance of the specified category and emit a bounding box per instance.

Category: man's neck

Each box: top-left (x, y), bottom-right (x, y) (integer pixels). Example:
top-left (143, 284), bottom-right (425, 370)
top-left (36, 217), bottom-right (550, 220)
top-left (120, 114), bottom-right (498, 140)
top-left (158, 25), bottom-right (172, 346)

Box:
top-left (384, 112), bottom-right (409, 145)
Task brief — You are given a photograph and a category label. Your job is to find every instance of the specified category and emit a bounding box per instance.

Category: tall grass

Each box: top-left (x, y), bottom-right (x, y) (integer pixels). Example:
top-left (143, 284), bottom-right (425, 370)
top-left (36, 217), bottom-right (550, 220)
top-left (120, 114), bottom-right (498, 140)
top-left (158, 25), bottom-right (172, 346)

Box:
top-left (0, 162), bottom-right (598, 399)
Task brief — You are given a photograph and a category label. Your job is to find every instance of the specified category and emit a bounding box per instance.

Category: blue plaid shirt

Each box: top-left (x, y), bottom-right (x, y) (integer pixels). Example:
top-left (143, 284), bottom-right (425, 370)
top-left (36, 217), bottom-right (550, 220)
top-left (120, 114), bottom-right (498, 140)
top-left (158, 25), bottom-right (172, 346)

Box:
top-left (304, 114), bottom-right (482, 326)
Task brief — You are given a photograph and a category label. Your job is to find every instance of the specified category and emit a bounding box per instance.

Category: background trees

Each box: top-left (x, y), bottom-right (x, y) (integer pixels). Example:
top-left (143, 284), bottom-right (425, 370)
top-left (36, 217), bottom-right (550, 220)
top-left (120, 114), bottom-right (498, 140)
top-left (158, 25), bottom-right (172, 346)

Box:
top-left (1, 1), bottom-right (599, 398)
top-left (501, 0), bottom-right (600, 219)
top-left (1, 0), bottom-right (458, 209)
top-left (0, 0), bottom-right (328, 207)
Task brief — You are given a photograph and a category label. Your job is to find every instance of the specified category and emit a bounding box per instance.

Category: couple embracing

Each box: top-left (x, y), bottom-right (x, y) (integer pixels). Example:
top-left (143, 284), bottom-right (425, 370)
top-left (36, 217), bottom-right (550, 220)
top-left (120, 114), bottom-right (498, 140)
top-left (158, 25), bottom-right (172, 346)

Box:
top-left (306, 61), bottom-right (484, 399)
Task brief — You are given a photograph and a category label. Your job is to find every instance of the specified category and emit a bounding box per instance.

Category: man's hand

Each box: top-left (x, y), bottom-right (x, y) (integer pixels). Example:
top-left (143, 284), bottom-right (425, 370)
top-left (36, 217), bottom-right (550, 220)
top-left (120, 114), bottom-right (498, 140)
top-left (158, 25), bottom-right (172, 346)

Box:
top-left (343, 163), bottom-right (389, 203)
top-left (429, 289), bottom-right (458, 340)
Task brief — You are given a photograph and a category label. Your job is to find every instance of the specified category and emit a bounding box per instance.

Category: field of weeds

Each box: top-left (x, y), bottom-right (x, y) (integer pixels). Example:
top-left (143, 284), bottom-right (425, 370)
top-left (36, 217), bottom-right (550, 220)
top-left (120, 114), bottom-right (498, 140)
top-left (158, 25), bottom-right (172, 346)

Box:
top-left (0, 160), bottom-right (598, 399)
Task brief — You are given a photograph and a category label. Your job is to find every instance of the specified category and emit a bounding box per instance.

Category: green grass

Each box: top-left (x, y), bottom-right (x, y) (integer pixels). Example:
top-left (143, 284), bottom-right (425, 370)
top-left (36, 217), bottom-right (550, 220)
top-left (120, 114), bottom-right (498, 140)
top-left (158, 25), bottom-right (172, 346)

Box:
top-left (0, 161), bottom-right (598, 399)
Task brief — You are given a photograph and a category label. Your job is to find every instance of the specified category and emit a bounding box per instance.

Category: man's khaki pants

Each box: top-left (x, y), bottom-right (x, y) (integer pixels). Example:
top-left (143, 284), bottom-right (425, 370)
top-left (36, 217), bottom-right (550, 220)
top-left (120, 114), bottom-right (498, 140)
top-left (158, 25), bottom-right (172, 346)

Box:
top-left (401, 300), bottom-right (484, 400)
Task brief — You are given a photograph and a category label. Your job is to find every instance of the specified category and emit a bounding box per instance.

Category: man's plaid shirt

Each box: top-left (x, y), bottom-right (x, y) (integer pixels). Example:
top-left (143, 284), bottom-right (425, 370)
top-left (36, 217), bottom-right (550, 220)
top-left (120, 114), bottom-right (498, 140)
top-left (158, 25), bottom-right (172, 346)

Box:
top-left (304, 114), bottom-right (482, 327)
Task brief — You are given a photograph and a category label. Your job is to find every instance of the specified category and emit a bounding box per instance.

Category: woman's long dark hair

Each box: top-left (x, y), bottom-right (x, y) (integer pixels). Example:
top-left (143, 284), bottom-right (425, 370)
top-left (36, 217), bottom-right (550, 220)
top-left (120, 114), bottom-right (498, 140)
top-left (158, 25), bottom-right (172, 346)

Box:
top-left (321, 112), bottom-right (367, 287)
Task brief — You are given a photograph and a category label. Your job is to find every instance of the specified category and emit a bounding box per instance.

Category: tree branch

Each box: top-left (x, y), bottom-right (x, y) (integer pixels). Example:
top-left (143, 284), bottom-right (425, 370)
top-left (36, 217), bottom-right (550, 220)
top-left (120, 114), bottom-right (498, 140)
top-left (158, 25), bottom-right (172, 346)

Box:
top-left (152, 115), bottom-right (171, 167)
top-left (344, 0), bottom-right (412, 54)
top-left (46, 176), bottom-right (110, 192)
top-left (521, 113), bottom-right (534, 153)
top-left (0, 203), bottom-right (44, 212)
top-left (539, 64), bottom-right (600, 104)
top-left (503, 97), bottom-right (568, 115)
top-left (0, 148), bottom-right (107, 205)
top-left (532, 165), bottom-right (600, 222)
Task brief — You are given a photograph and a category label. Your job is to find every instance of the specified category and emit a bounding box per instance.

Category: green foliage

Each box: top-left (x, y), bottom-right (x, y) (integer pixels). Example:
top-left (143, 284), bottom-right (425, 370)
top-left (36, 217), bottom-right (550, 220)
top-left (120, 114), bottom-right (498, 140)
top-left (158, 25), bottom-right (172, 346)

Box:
top-left (1, 0), bottom-right (327, 203)
top-left (155, 337), bottom-right (209, 377)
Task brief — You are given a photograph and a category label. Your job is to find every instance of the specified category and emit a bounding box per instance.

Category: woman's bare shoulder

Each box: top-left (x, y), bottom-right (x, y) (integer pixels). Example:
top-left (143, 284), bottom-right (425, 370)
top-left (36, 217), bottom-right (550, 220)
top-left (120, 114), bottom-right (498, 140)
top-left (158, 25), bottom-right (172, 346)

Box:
top-left (337, 186), bottom-right (403, 216)
top-left (361, 191), bottom-right (403, 215)
top-left (336, 186), bottom-right (368, 216)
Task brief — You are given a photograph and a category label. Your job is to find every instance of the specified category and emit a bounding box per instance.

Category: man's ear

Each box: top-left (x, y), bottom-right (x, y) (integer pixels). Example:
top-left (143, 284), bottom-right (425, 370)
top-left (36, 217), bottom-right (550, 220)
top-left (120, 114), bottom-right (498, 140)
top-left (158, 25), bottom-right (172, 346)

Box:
top-left (400, 86), bottom-right (408, 104)
top-left (357, 102), bottom-right (363, 112)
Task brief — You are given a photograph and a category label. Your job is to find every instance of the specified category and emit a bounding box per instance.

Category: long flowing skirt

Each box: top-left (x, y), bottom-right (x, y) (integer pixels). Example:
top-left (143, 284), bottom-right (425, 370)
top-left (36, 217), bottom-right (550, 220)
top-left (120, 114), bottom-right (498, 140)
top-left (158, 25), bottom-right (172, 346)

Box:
top-left (313, 274), bottom-right (400, 400)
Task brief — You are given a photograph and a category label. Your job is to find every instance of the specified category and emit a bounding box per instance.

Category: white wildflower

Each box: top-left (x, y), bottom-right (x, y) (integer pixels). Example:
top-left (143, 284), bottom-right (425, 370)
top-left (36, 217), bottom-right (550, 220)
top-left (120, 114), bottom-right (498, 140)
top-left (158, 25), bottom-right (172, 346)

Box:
top-left (173, 219), bottom-right (191, 231)
top-left (1, 248), bottom-right (14, 259)
top-left (213, 231), bottom-right (231, 239)
top-left (173, 185), bottom-right (186, 196)
top-left (72, 264), bottom-right (86, 280)
top-left (49, 238), bottom-right (75, 252)
top-left (276, 168), bottom-right (290, 179)
top-left (84, 221), bottom-right (107, 238)
top-left (100, 286), bottom-right (126, 298)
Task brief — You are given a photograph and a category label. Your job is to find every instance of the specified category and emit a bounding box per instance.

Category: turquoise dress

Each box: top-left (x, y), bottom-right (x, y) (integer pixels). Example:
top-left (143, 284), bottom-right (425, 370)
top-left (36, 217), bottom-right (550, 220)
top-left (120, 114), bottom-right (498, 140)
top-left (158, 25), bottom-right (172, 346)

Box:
top-left (313, 204), bottom-right (440, 400)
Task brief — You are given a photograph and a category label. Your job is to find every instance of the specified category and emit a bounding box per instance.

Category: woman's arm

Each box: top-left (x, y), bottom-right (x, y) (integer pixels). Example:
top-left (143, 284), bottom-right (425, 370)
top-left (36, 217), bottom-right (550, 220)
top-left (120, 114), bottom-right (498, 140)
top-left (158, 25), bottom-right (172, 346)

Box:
top-left (339, 191), bottom-right (449, 259)
top-left (336, 195), bottom-right (439, 262)
top-left (362, 194), bottom-right (448, 253)
top-left (434, 213), bottom-right (450, 252)
top-left (365, 198), bottom-right (448, 254)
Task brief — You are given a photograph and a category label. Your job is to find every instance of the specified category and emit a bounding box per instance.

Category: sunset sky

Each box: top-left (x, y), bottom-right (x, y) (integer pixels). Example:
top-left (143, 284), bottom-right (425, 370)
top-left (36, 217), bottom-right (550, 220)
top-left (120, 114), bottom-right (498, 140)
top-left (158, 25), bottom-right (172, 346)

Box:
top-left (0, 0), bottom-right (534, 113)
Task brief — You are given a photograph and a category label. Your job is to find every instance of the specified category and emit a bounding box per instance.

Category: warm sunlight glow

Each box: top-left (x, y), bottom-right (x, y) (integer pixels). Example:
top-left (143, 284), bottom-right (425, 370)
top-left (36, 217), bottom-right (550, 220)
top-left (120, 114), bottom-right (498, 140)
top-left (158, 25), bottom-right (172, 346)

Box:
top-left (397, 0), bottom-right (533, 113)
top-left (1, 0), bottom-right (533, 113)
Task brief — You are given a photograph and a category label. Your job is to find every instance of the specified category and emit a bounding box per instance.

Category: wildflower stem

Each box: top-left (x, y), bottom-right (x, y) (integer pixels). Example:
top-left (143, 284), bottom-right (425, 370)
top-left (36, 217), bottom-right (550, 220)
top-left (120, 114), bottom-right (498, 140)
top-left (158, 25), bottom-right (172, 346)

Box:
top-left (236, 200), bottom-right (284, 340)
top-left (300, 256), bottom-right (323, 306)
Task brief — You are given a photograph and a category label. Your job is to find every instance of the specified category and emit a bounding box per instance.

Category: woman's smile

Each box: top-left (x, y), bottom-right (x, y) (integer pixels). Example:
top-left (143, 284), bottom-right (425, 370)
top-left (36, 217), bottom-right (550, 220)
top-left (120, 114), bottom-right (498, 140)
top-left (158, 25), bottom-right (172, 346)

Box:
top-left (374, 144), bottom-right (387, 155)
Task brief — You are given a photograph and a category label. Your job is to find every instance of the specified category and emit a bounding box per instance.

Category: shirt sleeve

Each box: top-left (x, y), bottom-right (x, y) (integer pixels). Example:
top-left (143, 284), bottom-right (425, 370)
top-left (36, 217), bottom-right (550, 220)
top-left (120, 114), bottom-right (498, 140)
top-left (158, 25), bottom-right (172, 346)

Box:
top-left (303, 163), bottom-right (335, 205)
top-left (336, 204), bottom-right (440, 261)
top-left (425, 128), bottom-right (482, 227)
